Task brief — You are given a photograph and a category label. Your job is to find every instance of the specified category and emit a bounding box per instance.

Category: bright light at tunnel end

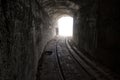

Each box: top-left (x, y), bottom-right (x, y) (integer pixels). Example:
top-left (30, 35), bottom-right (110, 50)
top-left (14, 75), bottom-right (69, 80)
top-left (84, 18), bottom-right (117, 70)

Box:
top-left (57, 16), bottom-right (73, 37)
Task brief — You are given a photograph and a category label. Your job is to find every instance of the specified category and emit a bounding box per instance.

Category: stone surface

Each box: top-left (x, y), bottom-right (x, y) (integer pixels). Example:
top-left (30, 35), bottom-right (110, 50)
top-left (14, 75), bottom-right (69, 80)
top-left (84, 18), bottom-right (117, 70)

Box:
top-left (0, 0), bottom-right (54, 80)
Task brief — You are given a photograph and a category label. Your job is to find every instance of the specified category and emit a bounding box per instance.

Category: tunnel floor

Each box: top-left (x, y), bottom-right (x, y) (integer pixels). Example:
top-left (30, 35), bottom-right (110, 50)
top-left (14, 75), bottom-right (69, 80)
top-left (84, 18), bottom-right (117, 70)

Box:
top-left (36, 37), bottom-right (117, 80)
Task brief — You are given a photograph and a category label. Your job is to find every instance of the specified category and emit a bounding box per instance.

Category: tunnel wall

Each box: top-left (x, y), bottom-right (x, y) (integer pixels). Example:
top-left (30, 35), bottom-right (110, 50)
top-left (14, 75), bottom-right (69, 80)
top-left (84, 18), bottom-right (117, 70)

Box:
top-left (96, 0), bottom-right (120, 73)
top-left (73, 0), bottom-right (120, 73)
top-left (0, 0), bottom-right (54, 80)
top-left (73, 0), bottom-right (97, 59)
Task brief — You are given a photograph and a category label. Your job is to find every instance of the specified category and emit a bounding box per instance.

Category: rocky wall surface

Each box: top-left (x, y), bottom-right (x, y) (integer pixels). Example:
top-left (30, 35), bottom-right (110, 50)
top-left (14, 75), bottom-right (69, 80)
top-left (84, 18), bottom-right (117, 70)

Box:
top-left (73, 0), bottom-right (120, 74)
top-left (96, 0), bottom-right (120, 73)
top-left (0, 0), bottom-right (54, 80)
top-left (73, 0), bottom-right (97, 57)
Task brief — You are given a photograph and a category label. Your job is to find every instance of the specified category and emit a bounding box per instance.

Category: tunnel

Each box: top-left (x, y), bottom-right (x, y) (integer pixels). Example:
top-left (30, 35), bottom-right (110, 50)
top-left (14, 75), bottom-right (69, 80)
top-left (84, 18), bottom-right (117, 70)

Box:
top-left (0, 0), bottom-right (120, 80)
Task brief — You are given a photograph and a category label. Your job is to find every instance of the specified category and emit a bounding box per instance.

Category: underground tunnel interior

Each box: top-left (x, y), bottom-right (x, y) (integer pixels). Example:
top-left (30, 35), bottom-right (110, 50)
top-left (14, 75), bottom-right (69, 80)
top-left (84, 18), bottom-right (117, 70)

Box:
top-left (0, 0), bottom-right (120, 80)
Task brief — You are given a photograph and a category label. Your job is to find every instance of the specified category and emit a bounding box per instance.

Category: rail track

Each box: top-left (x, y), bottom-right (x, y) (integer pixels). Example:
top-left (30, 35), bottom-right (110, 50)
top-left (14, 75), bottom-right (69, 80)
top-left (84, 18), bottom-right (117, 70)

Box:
top-left (55, 39), bottom-right (65, 80)
top-left (36, 37), bottom-right (116, 80)
top-left (65, 38), bottom-right (115, 80)
top-left (55, 38), bottom-right (93, 80)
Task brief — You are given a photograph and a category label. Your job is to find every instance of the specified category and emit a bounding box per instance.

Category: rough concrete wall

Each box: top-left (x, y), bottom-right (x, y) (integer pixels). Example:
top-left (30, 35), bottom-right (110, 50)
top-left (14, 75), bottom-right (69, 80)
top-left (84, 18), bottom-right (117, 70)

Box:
top-left (0, 0), bottom-right (54, 80)
top-left (73, 0), bottom-right (120, 74)
top-left (73, 0), bottom-right (97, 56)
top-left (96, 0), bottom-right (120, 73)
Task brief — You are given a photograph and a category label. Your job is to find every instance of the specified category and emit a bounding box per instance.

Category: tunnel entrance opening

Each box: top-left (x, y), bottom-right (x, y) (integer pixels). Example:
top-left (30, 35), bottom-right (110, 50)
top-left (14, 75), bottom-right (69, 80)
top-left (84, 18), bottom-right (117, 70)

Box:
top-left (57, 16), bottom-right (73, 37)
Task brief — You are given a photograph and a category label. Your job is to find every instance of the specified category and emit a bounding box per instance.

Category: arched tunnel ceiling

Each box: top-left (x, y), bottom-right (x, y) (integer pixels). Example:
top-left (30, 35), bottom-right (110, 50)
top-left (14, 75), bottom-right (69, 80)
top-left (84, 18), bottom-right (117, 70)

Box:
top-left (38, 0), bottom-right (80, 18)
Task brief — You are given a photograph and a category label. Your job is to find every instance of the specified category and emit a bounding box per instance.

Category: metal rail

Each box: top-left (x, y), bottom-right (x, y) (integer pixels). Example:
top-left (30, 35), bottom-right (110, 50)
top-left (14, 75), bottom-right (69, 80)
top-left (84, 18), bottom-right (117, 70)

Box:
top-left (65, 38), bottom-right (114, 80)
top-left (62, 39), bottom-right (95, 80)
top-left (55, 39), bottom-right (65, 80)
top-left (57, 38), bottom-right (95, 80)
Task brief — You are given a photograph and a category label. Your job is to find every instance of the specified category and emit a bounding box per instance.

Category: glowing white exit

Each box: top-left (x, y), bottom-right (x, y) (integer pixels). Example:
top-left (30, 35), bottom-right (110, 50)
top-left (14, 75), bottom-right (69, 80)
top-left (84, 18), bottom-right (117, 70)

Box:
top-left (57, 16), bottom-right (73, 37)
